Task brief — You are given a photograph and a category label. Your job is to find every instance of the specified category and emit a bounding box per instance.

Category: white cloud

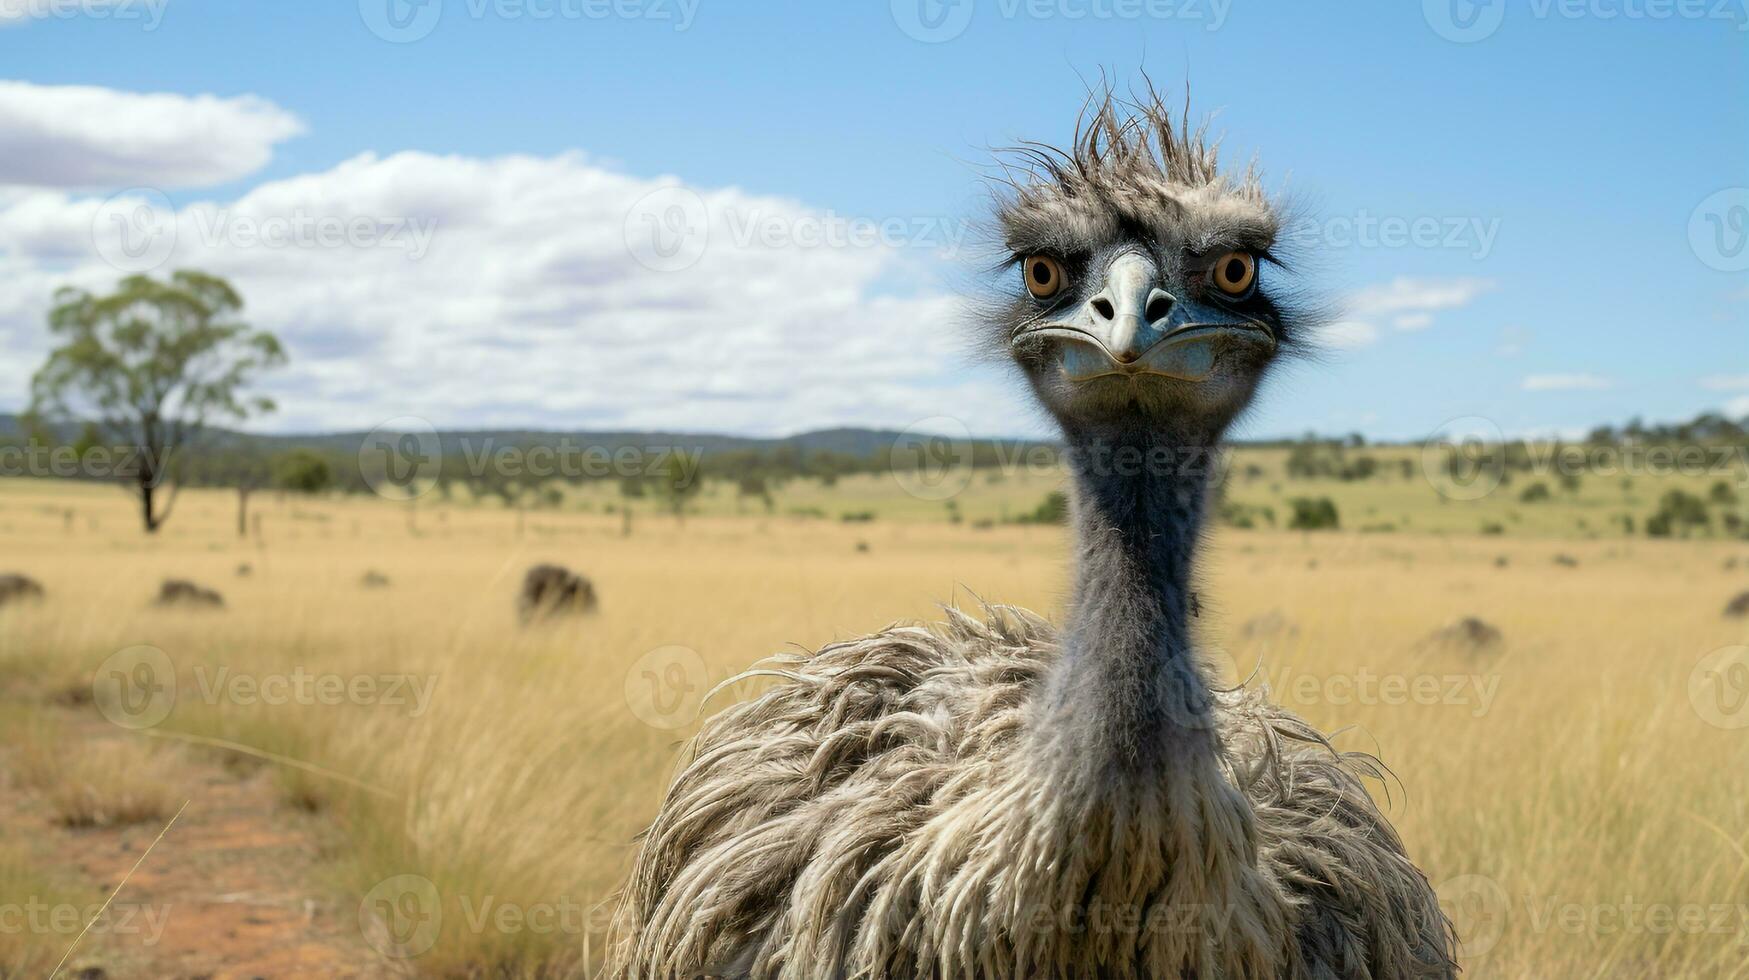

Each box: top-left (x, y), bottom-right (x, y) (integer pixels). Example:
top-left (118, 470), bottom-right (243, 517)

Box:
top-left (1521, 373), bottom-right (1613, 392)
top-left (1320, 276), bottom-right (1496, 349)
top-left (1727, 395), bottom-right (1749, 418)
top-left (1316, 320), bottom-right (1380, 350)
top-left (1349, 276), bottom-right (1496, 318)
top-left (0, 150), bottom-right (1030, 435)
top-left (1700, 374), bottom-right (1749, 391)
top-left (0, 81), bottom-right (302, 189)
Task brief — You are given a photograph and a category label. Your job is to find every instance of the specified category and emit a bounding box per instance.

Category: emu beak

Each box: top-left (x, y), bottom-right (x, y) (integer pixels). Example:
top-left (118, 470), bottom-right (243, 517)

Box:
top-left (1016, 252), bottom-right (1275, 383)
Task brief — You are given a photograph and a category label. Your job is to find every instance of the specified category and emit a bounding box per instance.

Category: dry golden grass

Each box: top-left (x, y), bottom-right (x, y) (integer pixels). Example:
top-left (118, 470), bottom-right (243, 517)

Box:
top-left (0, 844), bottom-right (75, 979)
top-left (2, 475), bottom-right (1747, 977)
top-left (3, 705), bottom-right (186, 829)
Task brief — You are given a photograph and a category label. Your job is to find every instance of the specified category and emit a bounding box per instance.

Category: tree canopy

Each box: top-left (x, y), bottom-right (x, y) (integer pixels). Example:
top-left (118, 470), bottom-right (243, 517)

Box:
top-left (28, 270), bottom-right (286, 531)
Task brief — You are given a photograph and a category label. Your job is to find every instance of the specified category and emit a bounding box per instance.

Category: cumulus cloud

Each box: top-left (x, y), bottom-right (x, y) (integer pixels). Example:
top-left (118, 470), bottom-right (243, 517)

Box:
top-left (1349, 277), bottom-right (1496, 320)
top-left (1700, 374), bottom-right (1749, 391)
top-left (0, 81), bottom-right (303, 189)
top-left (0, 150), bottom-right (1029, 435)
top-left (1314, 276), bottom-right (1496, 350)
top-left (1521, 374), bottom-right (1613, 392)
top-left (1316, 320), bottom-right (1380, 350)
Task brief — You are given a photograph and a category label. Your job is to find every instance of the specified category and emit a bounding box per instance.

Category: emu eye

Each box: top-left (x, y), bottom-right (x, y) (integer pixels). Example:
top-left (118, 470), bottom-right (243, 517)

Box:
top-left (1209, 251), bottom-right (1257, 297)
top-left (1022, 255), bottom-right (1065, 300)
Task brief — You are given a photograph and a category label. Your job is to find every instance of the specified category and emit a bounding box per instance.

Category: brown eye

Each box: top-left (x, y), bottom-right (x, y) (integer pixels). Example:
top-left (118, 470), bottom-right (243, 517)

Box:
top-left (1210, 251), bottom-right (1257, 296)
top-left (1023, 255), bottom-right (1065, 299)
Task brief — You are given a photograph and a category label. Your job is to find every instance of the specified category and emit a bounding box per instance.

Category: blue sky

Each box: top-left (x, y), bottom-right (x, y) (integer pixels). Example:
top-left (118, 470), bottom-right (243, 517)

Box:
top-left (0, 0), bottom-right (1743, 440)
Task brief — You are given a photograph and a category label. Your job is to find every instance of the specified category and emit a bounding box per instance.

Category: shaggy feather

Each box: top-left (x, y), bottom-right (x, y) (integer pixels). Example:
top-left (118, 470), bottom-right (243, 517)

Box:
top-left (605, 606), bottom-right (1455, 979)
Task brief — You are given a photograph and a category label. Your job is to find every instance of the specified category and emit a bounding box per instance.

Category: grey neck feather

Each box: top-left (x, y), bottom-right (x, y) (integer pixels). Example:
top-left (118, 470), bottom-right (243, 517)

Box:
top-left (1035, 421), bottom-right (1223, 781)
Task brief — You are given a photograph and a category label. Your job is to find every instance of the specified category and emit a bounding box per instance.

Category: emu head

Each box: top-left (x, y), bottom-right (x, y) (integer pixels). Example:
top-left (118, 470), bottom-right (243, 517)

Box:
top-left (990, 93), bottom-right (1309, 442)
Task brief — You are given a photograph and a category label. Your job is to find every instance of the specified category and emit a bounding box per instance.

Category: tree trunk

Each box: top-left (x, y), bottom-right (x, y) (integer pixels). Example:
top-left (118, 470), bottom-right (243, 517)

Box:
top-left (140, 476), bottom-right (160, 533)
top-left (237, 486), bottom-right (251, 538)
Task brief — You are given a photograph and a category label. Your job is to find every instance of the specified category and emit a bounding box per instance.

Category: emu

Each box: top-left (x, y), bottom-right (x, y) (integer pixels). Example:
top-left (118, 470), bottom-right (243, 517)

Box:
top-left (606, 91), bottom-right (1456, 980)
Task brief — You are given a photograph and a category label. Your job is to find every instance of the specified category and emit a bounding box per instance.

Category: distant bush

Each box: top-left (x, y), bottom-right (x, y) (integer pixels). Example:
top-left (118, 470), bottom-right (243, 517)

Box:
top-left (1012, 491), bottom-right (1069, 525)
top-left (1288, 497), bottom-right (1340, 531)
top-left (1647, 490), bottom-right (1710, 538)
top-left (1710, 481), bottom-right (1739, 506)
top-left (1219, 501), bottom-right (1276, 529)
top-left (1519, 482), bottom-right (1552, 503)
top-left (273, 450), bottom-right (332, 495)
top-left (840, 511), bottom-right (876, 523)
top-left (1285, 442), bottom-right (1378, 481)
top-left (1480, 522), bottom-right (1505, 536)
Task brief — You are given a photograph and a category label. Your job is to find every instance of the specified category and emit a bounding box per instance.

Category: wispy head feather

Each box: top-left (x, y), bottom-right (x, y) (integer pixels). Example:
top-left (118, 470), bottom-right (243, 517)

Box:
top-left (991, 85), bottom-right (1276, 261)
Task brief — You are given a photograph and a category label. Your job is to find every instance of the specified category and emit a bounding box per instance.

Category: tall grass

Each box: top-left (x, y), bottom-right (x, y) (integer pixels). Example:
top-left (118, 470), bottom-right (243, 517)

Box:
top-left (2, 477), bottom-right (1746, 976)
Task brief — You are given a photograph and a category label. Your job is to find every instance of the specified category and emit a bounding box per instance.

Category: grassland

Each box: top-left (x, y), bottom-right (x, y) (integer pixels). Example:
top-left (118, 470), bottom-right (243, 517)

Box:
top-left (2, 460), bottom-right (1747, 978)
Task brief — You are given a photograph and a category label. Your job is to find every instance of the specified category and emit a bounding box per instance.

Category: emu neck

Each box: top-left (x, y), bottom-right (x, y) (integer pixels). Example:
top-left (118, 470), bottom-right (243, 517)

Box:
top-left (1038, 425), bottom-right (1220, 779)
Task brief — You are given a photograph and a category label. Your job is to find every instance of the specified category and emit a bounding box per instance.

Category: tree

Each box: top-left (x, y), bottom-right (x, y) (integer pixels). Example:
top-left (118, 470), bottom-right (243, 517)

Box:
top-left (654, 452), bottom-right (702, 523)
top-left (273, 449), bottom-right (333, 494)
top-left (736, 474), bottom-right (774, 514)
top-left (1650, 489), bottom-right (1710, 538)
top-left (27, 271), bottom-right (285, 532)
top-left (202, 447), bottom-right (271, 538)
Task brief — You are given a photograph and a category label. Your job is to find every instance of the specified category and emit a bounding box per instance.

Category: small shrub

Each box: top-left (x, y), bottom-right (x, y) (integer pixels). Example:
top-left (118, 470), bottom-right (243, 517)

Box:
top-left (153, 579), bottom-right (225, 609)
top-left (1220, 501), bottom-right (1275, 529)
top-left (1013, 491), bottom-right (1069, 525)
top-left (1287, 497), bottom-right (1340, 531)
top-left (1519, 482), bottom-right (1552, 503)
top-left (14, 724), bottom-right (184, 829)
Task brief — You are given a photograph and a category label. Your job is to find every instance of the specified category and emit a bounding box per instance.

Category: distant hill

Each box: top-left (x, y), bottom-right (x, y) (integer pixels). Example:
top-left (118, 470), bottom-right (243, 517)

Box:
top-left (0, 414), bottom-right (1050, 458)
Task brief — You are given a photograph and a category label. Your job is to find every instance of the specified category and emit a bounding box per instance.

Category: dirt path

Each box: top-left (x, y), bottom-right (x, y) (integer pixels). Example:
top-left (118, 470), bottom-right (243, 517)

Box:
top-left (2, 713), bottom-right (393, 980)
